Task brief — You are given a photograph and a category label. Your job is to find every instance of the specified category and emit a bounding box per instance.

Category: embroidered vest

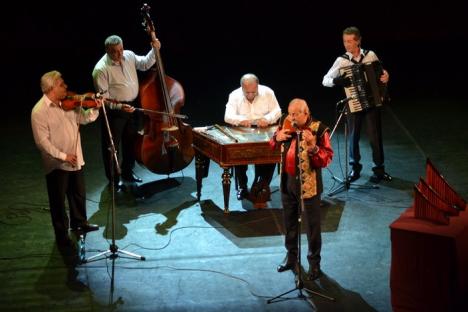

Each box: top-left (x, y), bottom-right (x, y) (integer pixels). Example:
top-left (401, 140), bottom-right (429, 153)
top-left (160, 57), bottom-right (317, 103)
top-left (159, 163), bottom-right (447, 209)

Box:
top-left (280, 120), bottom-right (323, 198)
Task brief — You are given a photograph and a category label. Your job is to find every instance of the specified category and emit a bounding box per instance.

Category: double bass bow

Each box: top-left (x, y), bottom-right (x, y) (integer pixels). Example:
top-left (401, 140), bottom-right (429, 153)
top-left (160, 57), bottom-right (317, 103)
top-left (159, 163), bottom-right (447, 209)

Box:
top-left (135, 4), bottom-right (194, 174)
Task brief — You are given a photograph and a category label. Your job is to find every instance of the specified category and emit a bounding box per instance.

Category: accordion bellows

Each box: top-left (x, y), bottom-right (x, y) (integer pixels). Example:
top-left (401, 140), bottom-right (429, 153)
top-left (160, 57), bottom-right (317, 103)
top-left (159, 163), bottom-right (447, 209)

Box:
top-left (340, 61), bottom-right (387, 113)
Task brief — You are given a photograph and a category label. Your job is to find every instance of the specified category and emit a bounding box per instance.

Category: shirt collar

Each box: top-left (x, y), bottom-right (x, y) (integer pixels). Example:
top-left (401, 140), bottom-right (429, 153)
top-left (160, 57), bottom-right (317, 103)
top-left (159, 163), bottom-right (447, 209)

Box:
top-left (107, 53), bottom-right (126, 66)
top-left (345, 48), bottom-right (365, 60)
top-left (44, 95), bottom-right (58, 107)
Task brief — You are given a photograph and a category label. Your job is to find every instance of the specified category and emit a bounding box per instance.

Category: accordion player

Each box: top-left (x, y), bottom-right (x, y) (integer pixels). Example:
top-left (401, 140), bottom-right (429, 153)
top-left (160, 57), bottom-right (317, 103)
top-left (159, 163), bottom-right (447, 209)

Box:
top-left (339, 61), bottom-right (388, 113)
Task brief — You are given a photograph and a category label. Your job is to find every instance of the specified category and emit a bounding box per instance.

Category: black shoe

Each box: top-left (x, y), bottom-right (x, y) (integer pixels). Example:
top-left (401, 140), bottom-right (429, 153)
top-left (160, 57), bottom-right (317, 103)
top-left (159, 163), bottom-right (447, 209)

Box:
top-left (277, 261), bottom-right (298, 273)
top-left (115, 181), bottom-right (127, 192)
top-left (347, 169), bottom-right (361, 182)
top-left (237, 188), bottom-right (248, 200)
top-left (122, 172), bottom-right (142, 183)
top-left (108, 180), bottom-right (126, 192)
top-left (347, 164), bottom-right (362, 182)
top-left (370, 172), bottom-right (392, 183)
top-left (75, 223), bottom-right (99, 233)
top-left (250, 183), bottom-right (271, 202)
top-left (306, 266), bottom-right (322, 281)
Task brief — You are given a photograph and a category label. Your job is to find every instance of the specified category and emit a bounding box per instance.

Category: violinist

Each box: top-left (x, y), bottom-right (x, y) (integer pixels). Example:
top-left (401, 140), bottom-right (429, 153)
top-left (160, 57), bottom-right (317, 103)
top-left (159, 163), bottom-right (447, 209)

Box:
top-left (271, 98), bottom-right (333, 281)
top-left (31, 70), bottom-right (101, 249)
top-left (92, 34), bottom-right (161, 190)
top-left (224, 73), bottom-right (282, 201)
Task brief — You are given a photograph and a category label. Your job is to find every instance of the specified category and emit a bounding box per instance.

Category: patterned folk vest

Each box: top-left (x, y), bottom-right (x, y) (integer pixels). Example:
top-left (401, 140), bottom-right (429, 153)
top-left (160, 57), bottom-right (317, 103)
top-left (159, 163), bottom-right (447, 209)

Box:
top-left (280, 120), bottom-right (324, 198)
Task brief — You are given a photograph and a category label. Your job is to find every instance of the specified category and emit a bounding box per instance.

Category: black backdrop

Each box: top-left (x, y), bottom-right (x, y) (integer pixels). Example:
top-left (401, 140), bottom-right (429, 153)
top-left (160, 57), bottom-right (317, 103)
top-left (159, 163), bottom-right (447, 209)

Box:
top-left (3, 0), bottom-right (466, 125)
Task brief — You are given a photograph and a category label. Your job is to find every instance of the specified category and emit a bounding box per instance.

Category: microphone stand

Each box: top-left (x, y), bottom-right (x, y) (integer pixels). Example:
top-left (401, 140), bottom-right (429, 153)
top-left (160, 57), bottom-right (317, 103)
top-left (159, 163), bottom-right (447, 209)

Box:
top-left (268, 128), bottom-right (335, 306)
top-left (81, 96), bottom-right (145, 263)
top-left (327, 98), bottom-right (378, 196)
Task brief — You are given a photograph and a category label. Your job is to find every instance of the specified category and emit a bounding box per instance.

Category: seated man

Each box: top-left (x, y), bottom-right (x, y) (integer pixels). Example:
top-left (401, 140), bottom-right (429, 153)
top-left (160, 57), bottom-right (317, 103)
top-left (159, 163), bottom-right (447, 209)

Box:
top-left (224, 73), bottom-right (282, 200)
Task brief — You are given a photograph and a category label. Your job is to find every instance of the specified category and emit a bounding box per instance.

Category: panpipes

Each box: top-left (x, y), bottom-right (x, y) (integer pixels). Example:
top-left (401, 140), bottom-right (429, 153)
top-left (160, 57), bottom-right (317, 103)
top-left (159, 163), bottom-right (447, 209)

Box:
top-left (413, 159), bottom-right (466, 224)
top-left (339, 61), bottom-right (387, 113)
top-left (426, 158), bottom-right (466, 210)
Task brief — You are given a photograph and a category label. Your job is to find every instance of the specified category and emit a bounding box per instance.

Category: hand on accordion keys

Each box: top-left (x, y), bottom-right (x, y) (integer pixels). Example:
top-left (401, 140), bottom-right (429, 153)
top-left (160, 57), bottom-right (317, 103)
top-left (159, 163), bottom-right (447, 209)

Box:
top-left (333, 73), bottom-right (351, 87)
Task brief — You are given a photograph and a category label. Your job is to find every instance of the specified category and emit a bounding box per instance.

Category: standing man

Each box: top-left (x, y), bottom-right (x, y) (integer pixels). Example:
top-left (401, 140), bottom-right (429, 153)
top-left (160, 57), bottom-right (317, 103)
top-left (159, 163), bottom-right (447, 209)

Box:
top-left (271, 98), bottom-right (333, 280)
top-left (224, 73), bottom-right (282, 200)
top-left (31, 70), bottom-right (100, 247)
top-left (92, 34), bottom-right (160, 189)
top-left (323, 26), bottom-right (391, 183)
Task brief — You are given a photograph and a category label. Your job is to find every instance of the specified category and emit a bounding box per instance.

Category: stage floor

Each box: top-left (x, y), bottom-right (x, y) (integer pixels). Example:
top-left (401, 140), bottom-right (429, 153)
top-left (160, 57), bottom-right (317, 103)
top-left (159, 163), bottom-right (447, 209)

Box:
top-left (1, 97), bottom-right (466, 311)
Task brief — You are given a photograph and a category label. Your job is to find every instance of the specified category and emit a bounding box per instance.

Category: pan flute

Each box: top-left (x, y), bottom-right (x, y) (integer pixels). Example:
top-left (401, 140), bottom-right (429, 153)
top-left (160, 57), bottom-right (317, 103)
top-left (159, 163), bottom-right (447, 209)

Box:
top-left (414, 185), bottom-right (450, 225)
top-left (426, 158), bottom-right (466, 210)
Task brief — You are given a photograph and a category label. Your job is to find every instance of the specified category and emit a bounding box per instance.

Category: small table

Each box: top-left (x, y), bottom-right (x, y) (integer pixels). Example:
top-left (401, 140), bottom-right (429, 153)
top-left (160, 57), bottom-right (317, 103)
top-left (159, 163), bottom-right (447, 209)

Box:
top-left (389, 206), bottom-right (468, 311)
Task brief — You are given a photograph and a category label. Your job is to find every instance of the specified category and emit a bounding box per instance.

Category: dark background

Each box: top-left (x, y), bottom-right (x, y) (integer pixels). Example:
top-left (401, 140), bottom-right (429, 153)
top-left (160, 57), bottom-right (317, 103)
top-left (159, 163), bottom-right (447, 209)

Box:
top-left (3, 0), bottom-right (466, 126)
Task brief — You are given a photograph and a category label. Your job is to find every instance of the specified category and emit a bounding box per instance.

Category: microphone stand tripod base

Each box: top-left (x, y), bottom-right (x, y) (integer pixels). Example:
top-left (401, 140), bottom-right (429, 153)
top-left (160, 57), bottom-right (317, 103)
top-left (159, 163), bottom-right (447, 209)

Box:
top-left (80, 99), bottom-right (145, 264)
top-left (328, 175), bottom-right (379, 197)
top-left (82, 244), bottom-right (146, 263)
top-left (327, 98), bottom-right (379, 197)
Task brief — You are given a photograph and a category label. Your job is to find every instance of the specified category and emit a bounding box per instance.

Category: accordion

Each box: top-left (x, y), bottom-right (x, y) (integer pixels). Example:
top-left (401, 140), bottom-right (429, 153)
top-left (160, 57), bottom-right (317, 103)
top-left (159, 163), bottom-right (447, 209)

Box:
top-left (339, 61), bottom-right (387, 113)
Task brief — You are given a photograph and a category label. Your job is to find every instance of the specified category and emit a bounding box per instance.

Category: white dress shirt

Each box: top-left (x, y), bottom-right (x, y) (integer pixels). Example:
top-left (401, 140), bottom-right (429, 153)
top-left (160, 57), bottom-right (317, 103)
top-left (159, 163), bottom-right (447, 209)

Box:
top-left (92, 49), bottom-right (156, 102)
top-left (322, 49), bottom-right (379, 87)
top-left (224, 84), bottom-right (282, 126)
top-left (31, 95), bottom-right (100, 174)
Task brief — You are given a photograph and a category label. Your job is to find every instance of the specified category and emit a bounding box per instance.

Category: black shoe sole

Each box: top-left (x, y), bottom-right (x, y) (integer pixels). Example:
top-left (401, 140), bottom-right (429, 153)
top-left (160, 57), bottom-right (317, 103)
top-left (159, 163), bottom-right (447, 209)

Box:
top-left (277, 263), bottom-right (297, 273)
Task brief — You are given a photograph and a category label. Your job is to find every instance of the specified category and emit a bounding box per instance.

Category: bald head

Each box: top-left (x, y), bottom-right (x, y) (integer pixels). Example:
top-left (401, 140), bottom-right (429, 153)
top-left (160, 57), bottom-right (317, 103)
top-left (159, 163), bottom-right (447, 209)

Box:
top-left (240, 73), bottom-right (259, 102)
top-left (240, 73), bottom-right (259, 86)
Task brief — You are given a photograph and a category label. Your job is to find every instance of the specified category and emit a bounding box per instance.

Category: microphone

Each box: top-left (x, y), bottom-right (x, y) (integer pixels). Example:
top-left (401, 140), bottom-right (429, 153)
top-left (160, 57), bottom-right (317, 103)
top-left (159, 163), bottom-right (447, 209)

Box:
top-left (95, 91), bottom-right (124, 110)
top-left (291, 121), bottom-right (302, 135)
top-left (336, 96), bottom-right (355, 105)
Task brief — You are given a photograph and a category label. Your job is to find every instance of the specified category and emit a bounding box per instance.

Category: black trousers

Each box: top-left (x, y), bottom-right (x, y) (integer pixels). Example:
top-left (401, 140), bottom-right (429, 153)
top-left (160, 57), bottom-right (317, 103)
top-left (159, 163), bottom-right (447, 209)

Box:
top-left (281, 173), bottom-right (322, 268)
top-left (100, 110), bottom-right (139, 183)
top-left (235, 163), bottom-right (276, 189)
top-left (45, 169), bottom-right (87, 240)
top-left (347, 107), bottom-right (384, 170)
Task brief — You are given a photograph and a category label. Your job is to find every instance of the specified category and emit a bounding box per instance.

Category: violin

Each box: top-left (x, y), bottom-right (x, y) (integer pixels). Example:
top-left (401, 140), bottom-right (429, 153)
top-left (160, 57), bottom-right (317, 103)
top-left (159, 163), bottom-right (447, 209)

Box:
top-left (61, 92), bottom-right (100, 111)
top-left (62, 91), bottom-right (188, 120)
top-left (281, 118), bottom-right (295, 133)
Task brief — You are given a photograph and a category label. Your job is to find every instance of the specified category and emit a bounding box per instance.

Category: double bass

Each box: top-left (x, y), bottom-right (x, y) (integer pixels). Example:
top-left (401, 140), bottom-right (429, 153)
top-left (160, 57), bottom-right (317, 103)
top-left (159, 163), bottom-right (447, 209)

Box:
top-left (136, 4), bottom-right (194, 174)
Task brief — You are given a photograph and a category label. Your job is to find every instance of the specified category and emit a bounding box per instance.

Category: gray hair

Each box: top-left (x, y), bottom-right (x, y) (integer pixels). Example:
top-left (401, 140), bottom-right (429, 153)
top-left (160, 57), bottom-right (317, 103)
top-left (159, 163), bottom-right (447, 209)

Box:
top-left (40, 70), bottom-right (62, 94)
top-left (289, 98), bottom-right (310, 115)
top-left (240, 73), bottom-right (259, 86)
top-left (104, 35), bottom-right (123, 49)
